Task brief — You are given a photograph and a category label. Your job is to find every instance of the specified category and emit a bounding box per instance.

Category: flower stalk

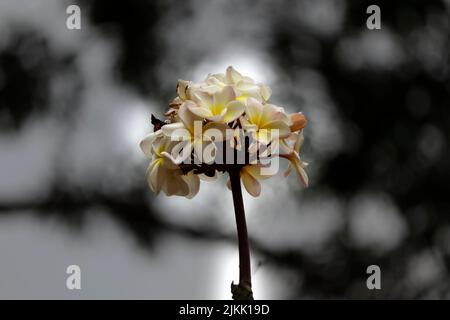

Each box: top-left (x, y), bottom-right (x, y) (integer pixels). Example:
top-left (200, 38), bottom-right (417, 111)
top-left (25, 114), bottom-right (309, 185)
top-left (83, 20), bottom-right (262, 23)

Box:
top-left (229, 167), bottom-right (254, 300)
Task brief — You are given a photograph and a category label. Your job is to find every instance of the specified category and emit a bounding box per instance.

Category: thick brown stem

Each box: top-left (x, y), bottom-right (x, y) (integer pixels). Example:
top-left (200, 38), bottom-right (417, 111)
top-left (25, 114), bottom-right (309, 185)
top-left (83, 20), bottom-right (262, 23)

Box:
top-left (229, 168), bottom-right (254, 300)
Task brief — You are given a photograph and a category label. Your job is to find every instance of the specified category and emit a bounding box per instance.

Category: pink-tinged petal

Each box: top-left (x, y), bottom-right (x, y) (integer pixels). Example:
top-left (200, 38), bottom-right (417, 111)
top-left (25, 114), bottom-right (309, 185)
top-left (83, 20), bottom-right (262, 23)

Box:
top-left (226, 66), bottom-right (243, 84)
top-left (281, 153), bottom-right (309, 187)
top-left (245, 97), bottom-right (263, 126)
top-left (241, 168), bottom-right (261, 197)
top-left (279, 136), bottom-right (295, 155)
top-left (223, 101), bottom-right (245, 123)
top-left (140, 130), bottom-right (162, 158)
top-left (293, 158), bottom-right (309, 187)
top-left (284, 163), bottom-right (293, 177)
top-left (294, 131), bottom-right (305, 153)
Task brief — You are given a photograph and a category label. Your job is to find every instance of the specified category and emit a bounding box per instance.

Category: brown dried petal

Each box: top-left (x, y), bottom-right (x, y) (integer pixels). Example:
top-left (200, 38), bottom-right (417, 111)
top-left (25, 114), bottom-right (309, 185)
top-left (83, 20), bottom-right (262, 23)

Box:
top-left (290, 112), bottom-right (307, 132)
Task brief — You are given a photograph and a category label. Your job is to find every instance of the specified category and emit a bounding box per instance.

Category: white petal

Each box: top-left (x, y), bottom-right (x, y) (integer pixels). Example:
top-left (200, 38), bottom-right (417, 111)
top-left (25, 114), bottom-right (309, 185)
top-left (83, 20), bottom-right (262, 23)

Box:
top-left (261, 120), bottom-right (291, 139)
top-left (245, 97), bottom-right (263, 125)
top-left (259, 84), bottom-right (272, 101)
top-left (226, 66), bottom-right (243, 84)
top-left (167, 141), bottom-right (193, 164)
top-left (161, 122), bottom-right (191, 141)
top-left (146, 159), bottom-right (164, 193)
top-left (140, 130), bottom-right (162, 158)
top-left (260, 103), bottom-right (289, 125)
top-left (245, 164), bottom-right (273, 180)
top-left (193, 91), bottom-right (213, 109)
top-left (206, 72), bottom-right (226, 83)
top-left (223, 101), bottom-right (245, 123)
top-left (201, 85), bottom-right (222, 95)
top-left (187, 106), bottom-right (213, 120)
top-left (236, 82), bottom-right (258, 92)
top-left (179, 101), bottom-right (204, 133)
top-left (213, 85), bottom-right (236, 108)
top-left (241, 169), bottom-right (261, 197)
top-left (205, 74), bottom-right (225, 87)
top-left (205, 108), bottom-right (227, 122)
top-left (282, 154), bottom-right (309, 187)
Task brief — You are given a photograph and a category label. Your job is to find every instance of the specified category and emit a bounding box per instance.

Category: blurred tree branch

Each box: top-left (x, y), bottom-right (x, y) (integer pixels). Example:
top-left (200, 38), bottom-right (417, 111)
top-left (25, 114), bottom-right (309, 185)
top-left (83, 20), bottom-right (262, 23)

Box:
top-left (1, 188), bottom-right (448, 298)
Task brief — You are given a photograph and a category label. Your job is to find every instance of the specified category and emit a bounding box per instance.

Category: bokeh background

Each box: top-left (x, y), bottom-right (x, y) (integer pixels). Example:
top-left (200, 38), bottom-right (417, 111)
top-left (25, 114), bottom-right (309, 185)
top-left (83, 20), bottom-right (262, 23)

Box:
top-left (0, 0), bottom-right (449, 299)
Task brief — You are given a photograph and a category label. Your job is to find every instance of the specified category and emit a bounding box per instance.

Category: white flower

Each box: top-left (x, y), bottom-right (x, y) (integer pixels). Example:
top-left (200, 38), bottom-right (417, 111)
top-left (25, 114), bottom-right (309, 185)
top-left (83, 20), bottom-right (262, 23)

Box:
top-left (140, 134), bottom-right (200, 198)
top-left (205, 66), bottom-right (272, 102)
top-left (140, 65), bottom-right (309, 199)
top-left (189, 85), bottom-right (245, 123)
top-left (176, 79), bottom-right (208, 101)
top-left (241, 97), bottom-right (291, 145)
top-left (161, 101), bottom-right (228, 164)
top-left (140, 130), bottom-right (163, 159)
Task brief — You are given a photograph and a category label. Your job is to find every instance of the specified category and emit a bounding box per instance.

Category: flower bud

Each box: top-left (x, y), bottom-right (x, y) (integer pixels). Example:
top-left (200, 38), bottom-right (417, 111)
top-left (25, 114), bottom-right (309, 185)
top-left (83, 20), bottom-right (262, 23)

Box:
top-left (290, 112), bottom-right (307, 132)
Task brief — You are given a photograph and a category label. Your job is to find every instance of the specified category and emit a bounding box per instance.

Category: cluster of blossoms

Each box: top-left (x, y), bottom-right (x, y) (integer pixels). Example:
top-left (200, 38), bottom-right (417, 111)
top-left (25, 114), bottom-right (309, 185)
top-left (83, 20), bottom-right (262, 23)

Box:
top-left (140, 66), bottom-right (308, 198)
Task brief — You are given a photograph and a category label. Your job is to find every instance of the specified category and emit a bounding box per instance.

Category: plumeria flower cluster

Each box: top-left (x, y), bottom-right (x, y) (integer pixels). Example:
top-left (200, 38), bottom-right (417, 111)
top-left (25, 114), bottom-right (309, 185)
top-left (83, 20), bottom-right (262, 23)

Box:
top-left (140, 66), bottom-right (308, 198)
